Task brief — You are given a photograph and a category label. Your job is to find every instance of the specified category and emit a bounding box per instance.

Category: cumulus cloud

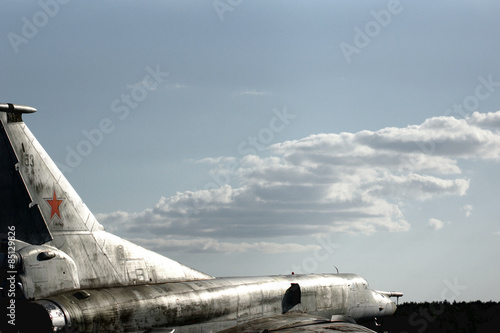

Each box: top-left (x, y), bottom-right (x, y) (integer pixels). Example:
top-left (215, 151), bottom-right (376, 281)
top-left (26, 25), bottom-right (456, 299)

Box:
top-left (467, 111), bottom-right (500, 129)
top-left (428, 218), bottom-right (446, 231)
top-left (98, 111), bottom-right (500, 253)
top-left (128, 237), bottom-right (321, 254)
top-left (462, 204), bottom-right (473, 217)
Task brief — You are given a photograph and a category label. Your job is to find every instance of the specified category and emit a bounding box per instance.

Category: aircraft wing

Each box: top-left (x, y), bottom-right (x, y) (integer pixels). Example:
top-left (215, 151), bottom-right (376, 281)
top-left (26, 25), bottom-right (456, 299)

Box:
top-left (216, 313), bottom-right (377, 333)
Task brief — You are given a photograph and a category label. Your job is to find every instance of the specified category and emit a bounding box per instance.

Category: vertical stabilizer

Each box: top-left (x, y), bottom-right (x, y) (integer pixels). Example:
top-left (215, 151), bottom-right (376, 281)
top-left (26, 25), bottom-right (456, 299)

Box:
top-left (0, 105), bottom-right (52, 245)
top-left (0, 104), bottom-right (104, 240)
top-left (1, 104), bottom-right (213, 299)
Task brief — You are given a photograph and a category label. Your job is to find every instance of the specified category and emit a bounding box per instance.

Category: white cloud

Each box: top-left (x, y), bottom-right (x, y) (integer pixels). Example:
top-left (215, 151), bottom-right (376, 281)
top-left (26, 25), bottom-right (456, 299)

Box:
top-left (233, 89), bottom-right (271, 97)
top-left (428, 218), bottom-right (445, 230)
top-left (467, 111), bottom-right (500, 129)
top-left (97, 111), bottom-right (500, 252)
top-left (462, 204), bottom-right (473, 217)
top-left (129, 237), bottom-right (321, 254)
top-left (167, 83), bottom-right (187, 89)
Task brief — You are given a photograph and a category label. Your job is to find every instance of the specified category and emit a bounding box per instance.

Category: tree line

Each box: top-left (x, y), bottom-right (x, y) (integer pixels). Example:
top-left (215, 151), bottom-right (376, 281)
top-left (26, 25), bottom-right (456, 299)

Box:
top-left (363, 301), bottom-right (500, 332)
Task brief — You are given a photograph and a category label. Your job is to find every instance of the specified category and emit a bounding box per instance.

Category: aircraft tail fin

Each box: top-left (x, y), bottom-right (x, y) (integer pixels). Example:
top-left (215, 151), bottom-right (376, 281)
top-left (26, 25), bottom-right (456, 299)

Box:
top-left (0, 104), bottom-right (104, 240)
top-left (1, 104), bottom-right (213, 300)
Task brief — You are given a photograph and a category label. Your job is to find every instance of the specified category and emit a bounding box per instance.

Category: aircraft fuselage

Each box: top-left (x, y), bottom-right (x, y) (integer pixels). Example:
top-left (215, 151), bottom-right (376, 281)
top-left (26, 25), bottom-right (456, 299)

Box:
top-left (25, 273), bottom-right (396, 333)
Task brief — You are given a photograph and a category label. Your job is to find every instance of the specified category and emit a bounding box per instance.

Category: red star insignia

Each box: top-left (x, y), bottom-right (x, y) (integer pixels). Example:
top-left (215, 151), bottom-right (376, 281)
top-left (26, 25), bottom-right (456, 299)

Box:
top-left (45, 189), bottom-right (63, 220)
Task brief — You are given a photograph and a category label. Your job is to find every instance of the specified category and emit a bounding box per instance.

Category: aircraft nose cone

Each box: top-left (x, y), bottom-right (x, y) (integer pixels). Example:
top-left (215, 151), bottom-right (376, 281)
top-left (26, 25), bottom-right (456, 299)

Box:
top-left (386, 300), bottom-right (397, 315)
top-left (379, 298), bottom-right (397, 316)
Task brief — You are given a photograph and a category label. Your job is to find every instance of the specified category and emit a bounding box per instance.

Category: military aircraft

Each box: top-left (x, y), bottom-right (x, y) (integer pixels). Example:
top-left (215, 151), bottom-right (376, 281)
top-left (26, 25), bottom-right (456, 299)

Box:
top-left (0, 103), bottom-right (402, 333)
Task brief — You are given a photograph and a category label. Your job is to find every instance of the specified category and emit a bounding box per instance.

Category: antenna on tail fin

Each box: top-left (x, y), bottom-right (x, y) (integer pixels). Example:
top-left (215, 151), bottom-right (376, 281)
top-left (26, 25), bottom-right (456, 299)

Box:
top-left (0, 103), bottom-right (37, 123)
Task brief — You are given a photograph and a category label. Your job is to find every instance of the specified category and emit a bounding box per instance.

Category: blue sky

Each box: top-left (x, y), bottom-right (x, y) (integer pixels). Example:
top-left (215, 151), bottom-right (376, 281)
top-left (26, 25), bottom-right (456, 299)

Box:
top-left (2, 0), bottom-right (500, 302)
